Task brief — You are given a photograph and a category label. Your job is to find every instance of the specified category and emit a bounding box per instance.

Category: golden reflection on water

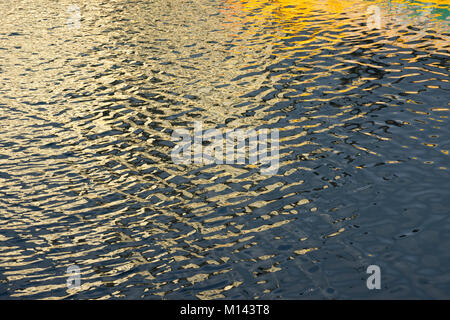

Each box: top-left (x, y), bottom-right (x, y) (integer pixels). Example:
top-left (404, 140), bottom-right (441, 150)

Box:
top-left (223, 0), bottom-right (449, 48)
top-left (0, 0), bottom-right (449, 299)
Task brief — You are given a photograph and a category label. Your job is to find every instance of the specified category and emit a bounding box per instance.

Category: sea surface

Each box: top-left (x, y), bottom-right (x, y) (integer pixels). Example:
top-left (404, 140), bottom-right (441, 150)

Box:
top-left (0, 0), bottom-right (449, 299)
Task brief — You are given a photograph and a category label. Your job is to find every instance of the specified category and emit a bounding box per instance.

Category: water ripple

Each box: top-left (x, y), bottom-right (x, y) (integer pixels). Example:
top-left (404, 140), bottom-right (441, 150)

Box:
top-left (0, 0), bottom-right (449, 299)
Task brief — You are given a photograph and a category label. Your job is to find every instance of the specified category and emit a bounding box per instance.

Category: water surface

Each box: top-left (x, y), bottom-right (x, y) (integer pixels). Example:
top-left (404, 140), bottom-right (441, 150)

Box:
top-left (0, 0), bottom-right (449, 299)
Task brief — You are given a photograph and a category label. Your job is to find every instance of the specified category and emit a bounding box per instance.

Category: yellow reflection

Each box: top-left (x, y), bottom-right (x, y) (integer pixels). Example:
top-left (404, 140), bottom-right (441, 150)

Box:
top-left (223, 0), bottom-right (449, 32)
top-left (221, 0), bottom-right (449, 55)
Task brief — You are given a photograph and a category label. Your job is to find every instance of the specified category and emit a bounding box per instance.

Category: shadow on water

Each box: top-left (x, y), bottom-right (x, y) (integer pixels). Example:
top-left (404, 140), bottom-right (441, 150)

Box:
top-left (0, 0), bottom-right (449, 299)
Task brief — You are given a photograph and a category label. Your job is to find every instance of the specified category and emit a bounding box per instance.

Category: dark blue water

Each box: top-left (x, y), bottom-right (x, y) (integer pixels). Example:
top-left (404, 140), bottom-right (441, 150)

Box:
top-left (0, 0), bottom-right (449, 299)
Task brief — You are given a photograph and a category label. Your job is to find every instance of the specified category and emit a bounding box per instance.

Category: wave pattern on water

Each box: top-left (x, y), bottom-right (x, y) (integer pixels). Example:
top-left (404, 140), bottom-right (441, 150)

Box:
top-left (0, 0), bottom-right (449, 299)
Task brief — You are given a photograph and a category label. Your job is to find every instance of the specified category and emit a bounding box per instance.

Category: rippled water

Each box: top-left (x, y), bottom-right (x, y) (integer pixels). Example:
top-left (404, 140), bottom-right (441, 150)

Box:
top-left (0, 0), bottom-right (449, 299)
